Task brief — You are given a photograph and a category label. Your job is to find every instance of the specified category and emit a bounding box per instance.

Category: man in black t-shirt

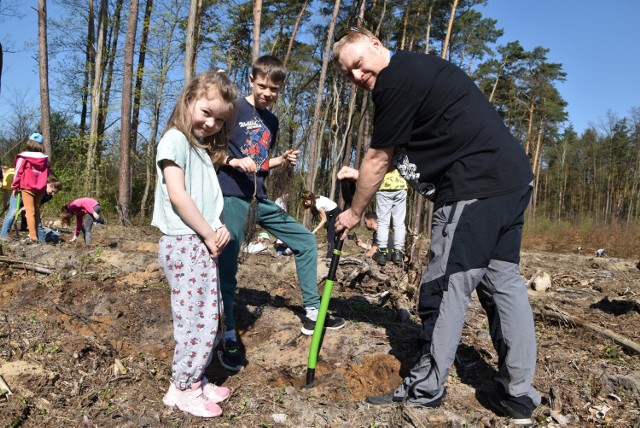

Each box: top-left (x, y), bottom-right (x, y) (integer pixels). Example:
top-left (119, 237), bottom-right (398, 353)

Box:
top-left (332, 27), bottom-right (539, 425)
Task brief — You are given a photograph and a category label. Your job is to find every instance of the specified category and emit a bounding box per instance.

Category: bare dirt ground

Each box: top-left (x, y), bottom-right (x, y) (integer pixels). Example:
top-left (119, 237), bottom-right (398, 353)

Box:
top-left (0, 222), bottom-right (639, 427)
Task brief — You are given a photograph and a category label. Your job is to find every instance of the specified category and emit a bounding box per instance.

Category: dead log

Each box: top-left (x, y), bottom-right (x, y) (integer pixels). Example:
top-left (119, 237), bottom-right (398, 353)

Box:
top-left (535, 306), bottom-right (640, 355)
top-left (351, 290), bottom-right (391, 306)
top-left (339, 256), bottom-right (389, 282)
top-left (0, 256), bottom-right (54, 274)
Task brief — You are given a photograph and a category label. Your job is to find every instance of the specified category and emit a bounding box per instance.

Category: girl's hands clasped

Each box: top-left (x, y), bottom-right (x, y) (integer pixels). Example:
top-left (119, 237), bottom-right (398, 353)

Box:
top-left (204, 225), bottom-right (230, 258)
top-left (214, 225), bottom-right (230, 250)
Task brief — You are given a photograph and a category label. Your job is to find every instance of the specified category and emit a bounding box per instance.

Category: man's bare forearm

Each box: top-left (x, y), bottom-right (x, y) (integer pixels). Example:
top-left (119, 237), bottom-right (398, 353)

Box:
top-left (350, 146), bottom-right (393, 216)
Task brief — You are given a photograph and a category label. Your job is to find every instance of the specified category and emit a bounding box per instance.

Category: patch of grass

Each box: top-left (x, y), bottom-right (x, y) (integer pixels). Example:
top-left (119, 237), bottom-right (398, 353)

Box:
top-left (35, 343), bottom-right (61, 354)
top-left (601, 345), bottom-right (628, 366)
top-left (238, 395), bottom-right (250, 412)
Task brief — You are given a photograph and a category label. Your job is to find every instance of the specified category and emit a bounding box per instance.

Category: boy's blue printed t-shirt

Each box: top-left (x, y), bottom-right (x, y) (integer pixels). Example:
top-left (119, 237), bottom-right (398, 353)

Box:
top-left (151, 127), bottom-right (224, 235)
top-left (217, 97), bottom-right (279, 199)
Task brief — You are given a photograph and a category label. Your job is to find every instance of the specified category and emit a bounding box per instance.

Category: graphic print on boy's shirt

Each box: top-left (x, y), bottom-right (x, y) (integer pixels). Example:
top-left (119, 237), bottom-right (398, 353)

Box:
top-left (238, 117), bottom-right (271, 171)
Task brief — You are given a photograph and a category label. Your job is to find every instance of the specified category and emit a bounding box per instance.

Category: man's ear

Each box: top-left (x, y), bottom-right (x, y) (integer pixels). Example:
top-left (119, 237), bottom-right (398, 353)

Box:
top-left (249, 74), bottom-right (254, 87)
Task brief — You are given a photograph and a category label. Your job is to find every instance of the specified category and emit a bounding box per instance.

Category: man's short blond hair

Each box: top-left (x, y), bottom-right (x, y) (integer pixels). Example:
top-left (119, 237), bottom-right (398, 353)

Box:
top-left (332, 27), bottom-right (376, 64)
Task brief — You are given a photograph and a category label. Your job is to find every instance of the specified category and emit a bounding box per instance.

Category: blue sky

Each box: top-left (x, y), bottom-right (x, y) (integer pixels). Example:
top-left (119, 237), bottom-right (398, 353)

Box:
top-left (1, 1), bottom-right (639, 136)
top-left (479, 0), bottom-right (640, 133)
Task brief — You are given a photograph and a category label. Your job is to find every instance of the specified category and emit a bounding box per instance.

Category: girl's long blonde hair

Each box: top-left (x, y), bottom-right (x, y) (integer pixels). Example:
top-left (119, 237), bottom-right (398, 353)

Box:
top-left (163, 70), bottom-right (237, 166)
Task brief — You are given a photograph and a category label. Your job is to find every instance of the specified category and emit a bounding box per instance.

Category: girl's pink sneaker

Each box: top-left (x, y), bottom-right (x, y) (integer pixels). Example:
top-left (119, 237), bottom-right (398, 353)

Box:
top-left (201, 376), bottom-right (231, 403)
top-left (162, 381), bottom-right (222, 417)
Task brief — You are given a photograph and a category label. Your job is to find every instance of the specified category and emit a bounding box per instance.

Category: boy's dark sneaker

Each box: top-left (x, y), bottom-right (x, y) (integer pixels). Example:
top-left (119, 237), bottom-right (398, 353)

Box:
top-left (372, 248), bottom-right (388, 266)
top-left (217, 339), bottom-right (244, 372)
top-left (301, 314), bottom-right (346, 336)
top-left (488, 393), bottom-right (535, 426)
top-left (366, 387), bottom-right (446, 408)
top-left (391, 250), bottom-right (404, 266)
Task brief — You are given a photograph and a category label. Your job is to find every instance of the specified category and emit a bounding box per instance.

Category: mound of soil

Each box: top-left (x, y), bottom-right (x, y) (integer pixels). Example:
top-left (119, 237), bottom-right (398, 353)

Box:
top-left (0, 223), bottom-right (638, 427)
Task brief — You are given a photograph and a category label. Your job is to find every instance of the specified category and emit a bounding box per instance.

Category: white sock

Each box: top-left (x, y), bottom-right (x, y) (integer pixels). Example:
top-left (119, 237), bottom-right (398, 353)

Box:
top-left (223, 329), bottom-right (237, 342)
top-left (305, 307), bottom-right (318, 321)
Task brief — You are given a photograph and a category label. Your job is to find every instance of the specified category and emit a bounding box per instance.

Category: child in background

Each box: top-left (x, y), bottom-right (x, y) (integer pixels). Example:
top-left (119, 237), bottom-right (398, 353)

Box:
top-left (11, 132), bottom-right (50, 242)
top-left (59, 197), bottom-right (105, 245)
top-left (243, 231), bottom-right (271, 254)
top-left (151, 70), bottom-right (236, 418)
top-left (1, 166), bottom-right (15, 212)
top-left (273, 193), bottom-right (292, 255)
top-left (1, 176), bottom-right (62, 242)
top-left (301, 190), bottom-right (341, 258)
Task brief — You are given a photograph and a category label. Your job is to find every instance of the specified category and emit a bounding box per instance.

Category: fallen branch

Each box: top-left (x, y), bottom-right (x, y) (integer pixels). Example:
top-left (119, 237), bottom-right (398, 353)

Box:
top-left (0, 256), bottom-right (54, 274)
top-left (535, 306), bottom-right (640, 355)
top-left (339, 256), bottom-right (390, 281)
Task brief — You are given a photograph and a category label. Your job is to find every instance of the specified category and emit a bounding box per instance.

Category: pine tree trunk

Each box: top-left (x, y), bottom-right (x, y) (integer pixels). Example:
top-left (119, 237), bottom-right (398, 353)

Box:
top-left (252, 0), bottom-right (262, 62)
top-left (441, 0), bottom-right (458, 60)
top-left (139, 4), bottom-right (179, 220)
top-left (524, 99), bottom-right (535, 155)
top-left (355, 108), bottom-right (369, 167)
top-left (79, 0), bottom-right (95, 140)
top-left (400, 0), bottom-right (410, 50)
top-left (117, 0), bottom-right (139, 225)
top-left (97, 0), bottom-right (124, 162)
top-left (184, 0), bottom-right (198, 83)
top-left (531, 118), bottom-right (545, 219)
top-left (191, 0), bottom-right (203, 75)
top-left (84, 0), bottom-right (108, 195)
top-left (340, 82), bottom-right (358, 167)
top-left (37, 0), bottom-right (52, 160)
top-left (304, 0), bottom-right (341, 222)
top-left (424, 3), bottom-right (433, 54)
top-left (131, 0), bottom-right (153, 158)
top-left (283, 0), bottom-right (308, 68)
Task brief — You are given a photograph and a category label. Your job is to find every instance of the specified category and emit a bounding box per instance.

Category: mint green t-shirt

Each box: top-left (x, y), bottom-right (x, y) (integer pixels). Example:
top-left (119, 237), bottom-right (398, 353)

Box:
top-left (151, 128), bottom-right (223, 235)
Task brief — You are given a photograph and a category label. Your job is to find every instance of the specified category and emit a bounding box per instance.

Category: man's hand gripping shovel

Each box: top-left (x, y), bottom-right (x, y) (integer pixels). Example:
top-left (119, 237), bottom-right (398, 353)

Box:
top-left (304, 179), bottom-right (356, 388)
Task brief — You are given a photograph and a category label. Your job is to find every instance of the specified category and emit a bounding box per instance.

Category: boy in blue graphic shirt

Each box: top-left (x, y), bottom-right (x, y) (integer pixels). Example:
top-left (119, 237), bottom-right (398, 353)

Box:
top-left (216, 55), bottom-right (345, 371)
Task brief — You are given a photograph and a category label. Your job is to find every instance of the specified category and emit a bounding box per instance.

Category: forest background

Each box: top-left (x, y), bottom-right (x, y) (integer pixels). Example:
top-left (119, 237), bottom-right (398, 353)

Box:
top-left (0, 0), bottom-right (639, 257)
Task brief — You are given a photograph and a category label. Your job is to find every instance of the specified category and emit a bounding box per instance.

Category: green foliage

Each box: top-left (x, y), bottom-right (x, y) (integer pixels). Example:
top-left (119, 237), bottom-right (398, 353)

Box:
top-left (603, 345), bottom-right (625, 362)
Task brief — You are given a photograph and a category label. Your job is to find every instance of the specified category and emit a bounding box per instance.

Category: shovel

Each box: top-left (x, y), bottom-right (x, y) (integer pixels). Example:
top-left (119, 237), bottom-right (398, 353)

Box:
top-left (305, 179), bottom-right (356, 387)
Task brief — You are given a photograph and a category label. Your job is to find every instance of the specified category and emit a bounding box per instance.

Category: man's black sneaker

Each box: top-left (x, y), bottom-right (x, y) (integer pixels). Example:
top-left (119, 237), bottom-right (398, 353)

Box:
top-left (488, 394), bottom-right (535, 426)
top-left (366, 388), bottom-right (446, 408)
top-left (300, 314), bottom-right (346, 335)
top-left (365, 391), bottom-right (402, 405)
top-left (391, 250), bottom-right (404, 266)
top-left (372, 248), bottom-right (388, 266)
top-left (217, 339), bottom-right (244, 371)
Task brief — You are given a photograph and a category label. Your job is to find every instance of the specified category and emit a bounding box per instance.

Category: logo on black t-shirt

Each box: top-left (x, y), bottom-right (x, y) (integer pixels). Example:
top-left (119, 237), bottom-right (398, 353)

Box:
top-left (393, 149), bottom-right (436, 200)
